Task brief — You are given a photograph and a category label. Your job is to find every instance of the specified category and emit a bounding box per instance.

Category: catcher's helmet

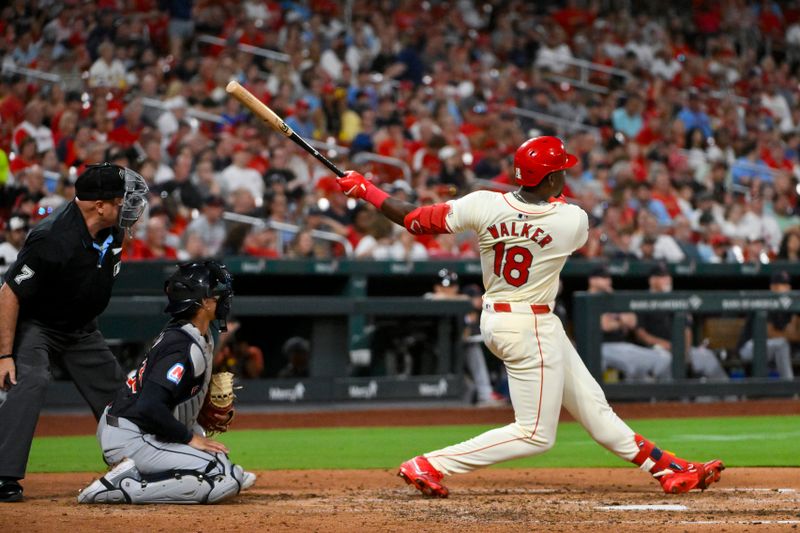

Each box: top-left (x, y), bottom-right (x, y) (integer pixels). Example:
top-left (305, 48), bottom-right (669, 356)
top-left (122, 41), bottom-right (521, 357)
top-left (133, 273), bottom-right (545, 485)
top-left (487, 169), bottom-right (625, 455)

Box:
top-left (164, 260), bottom-right (233, 331)
top-left (513, 136), bottom-right (578, 187)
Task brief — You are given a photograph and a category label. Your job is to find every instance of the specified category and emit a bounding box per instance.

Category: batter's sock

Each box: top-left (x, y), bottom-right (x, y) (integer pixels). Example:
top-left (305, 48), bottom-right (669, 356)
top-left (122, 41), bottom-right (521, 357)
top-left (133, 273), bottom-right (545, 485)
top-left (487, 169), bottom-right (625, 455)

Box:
top-left (631, 434), bottom-right (690, 477)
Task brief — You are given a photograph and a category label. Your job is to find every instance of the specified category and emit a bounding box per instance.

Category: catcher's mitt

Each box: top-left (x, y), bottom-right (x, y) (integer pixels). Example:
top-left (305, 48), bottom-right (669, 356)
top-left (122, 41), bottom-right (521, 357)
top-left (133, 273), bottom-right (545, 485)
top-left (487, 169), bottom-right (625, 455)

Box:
top-left (197, 372), bottom-right (236, 435)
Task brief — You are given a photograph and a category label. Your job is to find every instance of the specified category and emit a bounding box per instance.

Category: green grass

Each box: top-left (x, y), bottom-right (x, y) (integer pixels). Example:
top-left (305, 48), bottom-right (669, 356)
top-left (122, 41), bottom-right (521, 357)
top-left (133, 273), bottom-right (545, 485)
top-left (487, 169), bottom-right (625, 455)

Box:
top-left (29, 415), bottom-right (800, 473)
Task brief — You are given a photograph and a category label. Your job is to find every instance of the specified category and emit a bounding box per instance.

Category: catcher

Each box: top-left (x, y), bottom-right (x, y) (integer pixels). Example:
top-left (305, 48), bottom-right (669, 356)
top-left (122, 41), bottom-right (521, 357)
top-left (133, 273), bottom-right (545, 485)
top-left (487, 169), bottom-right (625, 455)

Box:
top-left (78, 260), bottom-right (254, 504)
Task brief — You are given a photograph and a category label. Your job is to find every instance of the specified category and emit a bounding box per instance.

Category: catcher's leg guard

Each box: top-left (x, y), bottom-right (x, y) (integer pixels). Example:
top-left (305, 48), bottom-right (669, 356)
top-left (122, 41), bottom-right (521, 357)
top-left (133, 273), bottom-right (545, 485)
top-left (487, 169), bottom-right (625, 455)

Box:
top-left (205, 463), bottom-right (245, 503)
top-left (117, 471), bottom-right (212, 504)
top-left (120, 459), bottom-right (245, 504)
top-left (78, 458), bottom-right (141, 504)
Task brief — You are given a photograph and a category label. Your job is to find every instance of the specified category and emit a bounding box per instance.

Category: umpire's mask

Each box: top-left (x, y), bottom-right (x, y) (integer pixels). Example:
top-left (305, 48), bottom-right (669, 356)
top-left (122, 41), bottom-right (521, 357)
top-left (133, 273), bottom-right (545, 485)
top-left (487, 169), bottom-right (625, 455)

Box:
top-left (119, 167), bottom-right (149, 233)
top-left (75, 163), bottom-right (149, 236)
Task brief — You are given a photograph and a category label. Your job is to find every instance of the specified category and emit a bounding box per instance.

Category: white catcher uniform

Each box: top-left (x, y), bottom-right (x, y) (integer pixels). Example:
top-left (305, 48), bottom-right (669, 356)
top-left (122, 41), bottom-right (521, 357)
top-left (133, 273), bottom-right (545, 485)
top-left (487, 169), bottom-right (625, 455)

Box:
top-left (422, 190), bottom-right (641, 474)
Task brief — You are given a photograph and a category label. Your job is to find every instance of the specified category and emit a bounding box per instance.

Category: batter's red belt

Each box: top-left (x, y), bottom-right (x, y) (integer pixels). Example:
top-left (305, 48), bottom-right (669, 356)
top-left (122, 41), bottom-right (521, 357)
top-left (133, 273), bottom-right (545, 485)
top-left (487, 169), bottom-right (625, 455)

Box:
top-left (484, 302), bottom-right (551, 314)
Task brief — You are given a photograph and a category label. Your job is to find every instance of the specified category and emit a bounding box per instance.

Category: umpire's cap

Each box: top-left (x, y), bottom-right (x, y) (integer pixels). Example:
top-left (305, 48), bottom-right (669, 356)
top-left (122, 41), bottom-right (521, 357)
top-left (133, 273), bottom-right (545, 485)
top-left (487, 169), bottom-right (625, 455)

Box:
top-left (75, 163), bottom-right (126, 201)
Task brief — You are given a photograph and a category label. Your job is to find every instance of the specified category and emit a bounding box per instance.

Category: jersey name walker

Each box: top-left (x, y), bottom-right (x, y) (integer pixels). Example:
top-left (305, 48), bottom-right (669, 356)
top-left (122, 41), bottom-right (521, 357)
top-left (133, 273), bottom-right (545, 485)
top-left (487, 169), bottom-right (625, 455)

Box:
top-left (445, 191), bottom-right (588, 304)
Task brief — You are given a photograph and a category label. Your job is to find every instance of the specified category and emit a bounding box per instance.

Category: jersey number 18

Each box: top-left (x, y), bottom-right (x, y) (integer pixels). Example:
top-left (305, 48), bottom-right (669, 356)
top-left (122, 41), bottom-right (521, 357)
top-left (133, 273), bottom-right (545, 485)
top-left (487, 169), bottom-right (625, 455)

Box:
top-left (492, 243), bottom-right (533, 287)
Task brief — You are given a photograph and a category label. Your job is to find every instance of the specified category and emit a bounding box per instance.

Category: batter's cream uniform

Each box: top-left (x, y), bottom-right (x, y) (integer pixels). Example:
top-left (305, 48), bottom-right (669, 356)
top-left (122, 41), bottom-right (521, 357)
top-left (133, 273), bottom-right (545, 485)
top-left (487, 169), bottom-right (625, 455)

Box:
top-left (423, 190), bottom-right (640, 474)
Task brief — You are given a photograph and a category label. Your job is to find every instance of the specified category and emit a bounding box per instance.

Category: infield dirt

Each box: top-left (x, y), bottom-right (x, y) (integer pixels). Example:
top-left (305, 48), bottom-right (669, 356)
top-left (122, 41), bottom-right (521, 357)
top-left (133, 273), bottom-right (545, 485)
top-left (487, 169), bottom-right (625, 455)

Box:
top-left (7, 399), bottom-right (799, 532)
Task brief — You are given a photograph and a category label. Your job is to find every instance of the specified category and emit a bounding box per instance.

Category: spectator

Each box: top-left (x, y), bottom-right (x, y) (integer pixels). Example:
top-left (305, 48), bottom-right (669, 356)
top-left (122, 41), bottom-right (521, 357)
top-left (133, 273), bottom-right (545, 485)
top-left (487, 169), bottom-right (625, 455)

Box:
top-left (460, 283), bottom-right (506, 407)
top-left (242, 226), bottom-right (281, 258)
top-left (676, 90), bottom-right (713, 139)
top-left (184, 195), bottom-right (227, 257)
top-left (88, 41), bottom-right (126, 89)
top-left (777, 229), bottom-right (800, 261)
top-left (277, 337), bottom-right (310, 378)
top-left (215, 322), bottom-right (265, 379)
top-left (588, 265), bottom-right (671, 382)
top-left (612, 94), bottom-right (644, 139)
top-left (155, 152), bottom-right (204, 210)
top-left (125, 217), bottom-right (178, 261)
top-left (13, 103), bottom-right (54, 155)
top-left (0, 215), bottom-right (29, 278)
top-left (634, 263), bottom-right (728, 380)
top-left (284, 99), bottom-right (315, 140)
top-left (287, 229), bottom-right (325, 259)
top-left (217, 144), bottom-right (264, 205)
top-left (354, 216), bottom-right (395, 259)
top-left (1, 0), bottom-right (800, 268)
top-left (736, 270), bottom-right (797, 380)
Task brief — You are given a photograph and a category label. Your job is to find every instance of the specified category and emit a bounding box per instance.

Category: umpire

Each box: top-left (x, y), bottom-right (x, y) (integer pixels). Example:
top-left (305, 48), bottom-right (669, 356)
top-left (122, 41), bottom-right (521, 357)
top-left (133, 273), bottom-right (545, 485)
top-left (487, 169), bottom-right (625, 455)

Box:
top-left (0, 163), bottom-right (148, 502)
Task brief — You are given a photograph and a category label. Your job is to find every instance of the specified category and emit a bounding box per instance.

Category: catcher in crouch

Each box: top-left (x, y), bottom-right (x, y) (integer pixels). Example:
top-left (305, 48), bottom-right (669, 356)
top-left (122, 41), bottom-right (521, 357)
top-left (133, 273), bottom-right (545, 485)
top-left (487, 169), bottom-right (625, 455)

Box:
top-left (78, 261), bottom-right (254, 504)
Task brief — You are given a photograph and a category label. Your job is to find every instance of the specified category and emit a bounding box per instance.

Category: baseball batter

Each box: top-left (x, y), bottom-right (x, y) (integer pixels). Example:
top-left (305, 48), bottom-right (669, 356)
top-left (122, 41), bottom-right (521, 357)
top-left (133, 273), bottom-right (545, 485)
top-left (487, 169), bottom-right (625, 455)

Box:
top-left (337, 136), bottom-right (724, 497)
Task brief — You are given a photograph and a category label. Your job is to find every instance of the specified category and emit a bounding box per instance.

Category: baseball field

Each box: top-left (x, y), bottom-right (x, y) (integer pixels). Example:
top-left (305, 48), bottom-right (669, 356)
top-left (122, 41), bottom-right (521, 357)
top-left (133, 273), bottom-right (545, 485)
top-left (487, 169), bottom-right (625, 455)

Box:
top-left (8, 399), bottom-right (800, 532)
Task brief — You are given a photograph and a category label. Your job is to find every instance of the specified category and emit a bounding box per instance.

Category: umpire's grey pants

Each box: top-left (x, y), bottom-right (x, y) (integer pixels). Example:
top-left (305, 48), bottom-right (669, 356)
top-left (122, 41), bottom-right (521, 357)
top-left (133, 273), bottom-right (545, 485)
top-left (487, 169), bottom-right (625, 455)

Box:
top-left (0, 320), bottom-right (124, 479)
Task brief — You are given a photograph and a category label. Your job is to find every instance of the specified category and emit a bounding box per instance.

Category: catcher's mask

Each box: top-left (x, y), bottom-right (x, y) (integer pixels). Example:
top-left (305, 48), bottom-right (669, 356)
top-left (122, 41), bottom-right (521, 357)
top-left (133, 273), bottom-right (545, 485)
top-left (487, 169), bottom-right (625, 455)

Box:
top-left (164, 260), bottom-right (234, 331)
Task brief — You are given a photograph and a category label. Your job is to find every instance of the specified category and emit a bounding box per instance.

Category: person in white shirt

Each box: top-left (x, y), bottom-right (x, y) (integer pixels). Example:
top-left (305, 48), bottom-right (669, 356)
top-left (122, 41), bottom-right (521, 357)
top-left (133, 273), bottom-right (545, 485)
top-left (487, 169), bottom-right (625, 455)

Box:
top-left (760, 83), bottom-right (794, 133)
top-left (534, 28), bottom-right (574, 74)
top-left (217, 145), bottom-right (265, 206)
top-left (0, 215), bottom-right (29, 278)
top-left (12, 103), bottom-right (55, 154)
top-left (157, 96), bottom-right (189, 141)
top-left (88, 41), bottom-right (127, 89)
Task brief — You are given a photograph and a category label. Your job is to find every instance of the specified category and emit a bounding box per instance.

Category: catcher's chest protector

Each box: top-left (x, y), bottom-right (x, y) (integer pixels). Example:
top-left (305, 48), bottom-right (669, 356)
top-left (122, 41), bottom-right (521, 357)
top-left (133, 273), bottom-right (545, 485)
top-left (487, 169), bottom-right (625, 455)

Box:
top-left (119, 322), bottom-right (212, 425)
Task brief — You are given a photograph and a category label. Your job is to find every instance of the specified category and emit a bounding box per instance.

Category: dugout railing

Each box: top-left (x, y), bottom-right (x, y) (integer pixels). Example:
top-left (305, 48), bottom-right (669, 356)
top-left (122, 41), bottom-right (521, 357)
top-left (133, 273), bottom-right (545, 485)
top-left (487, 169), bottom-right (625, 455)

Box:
top-left (573, 290), bottom-right (800, 400)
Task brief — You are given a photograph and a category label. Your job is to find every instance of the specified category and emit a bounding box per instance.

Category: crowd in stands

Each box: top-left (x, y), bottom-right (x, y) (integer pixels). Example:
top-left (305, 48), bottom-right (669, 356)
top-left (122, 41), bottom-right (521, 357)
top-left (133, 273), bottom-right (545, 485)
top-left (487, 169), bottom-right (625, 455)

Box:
top-left (3, 0), bottom-right (800, 265)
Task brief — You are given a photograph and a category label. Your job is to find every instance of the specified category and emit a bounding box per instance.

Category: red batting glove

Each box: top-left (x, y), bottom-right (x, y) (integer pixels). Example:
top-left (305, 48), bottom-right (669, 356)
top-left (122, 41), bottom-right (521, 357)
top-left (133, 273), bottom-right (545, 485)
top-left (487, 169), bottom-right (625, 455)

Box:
top-left (337, 171), bottom-right (389, 208)
top-left (548, 195), bottom-right (567, 204)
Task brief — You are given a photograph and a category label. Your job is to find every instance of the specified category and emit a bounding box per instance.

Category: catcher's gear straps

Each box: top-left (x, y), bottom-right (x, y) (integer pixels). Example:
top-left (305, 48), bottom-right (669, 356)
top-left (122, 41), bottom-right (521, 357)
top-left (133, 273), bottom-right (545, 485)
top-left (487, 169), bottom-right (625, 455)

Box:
top-left (403, 203), bottom-right (451, 235)
top-left (169, 323), bottom-right (210, 378)
top-left (83, 462), bottom-right (244, 504)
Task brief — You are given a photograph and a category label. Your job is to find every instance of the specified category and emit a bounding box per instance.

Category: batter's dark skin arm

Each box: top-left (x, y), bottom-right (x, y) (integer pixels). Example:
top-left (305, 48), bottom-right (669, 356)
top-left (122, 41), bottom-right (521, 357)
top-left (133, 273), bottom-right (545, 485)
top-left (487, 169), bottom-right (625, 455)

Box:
top-left (380, 197), bottom-right (416, 227)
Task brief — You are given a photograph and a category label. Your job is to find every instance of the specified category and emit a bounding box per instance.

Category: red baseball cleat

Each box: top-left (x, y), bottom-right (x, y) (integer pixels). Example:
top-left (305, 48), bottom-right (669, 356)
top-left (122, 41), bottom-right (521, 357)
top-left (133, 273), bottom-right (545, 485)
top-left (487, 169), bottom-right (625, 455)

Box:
top-left (398, 456), bottom-right (449, 498)
top-left (657, 460), bottom-right (725, 494)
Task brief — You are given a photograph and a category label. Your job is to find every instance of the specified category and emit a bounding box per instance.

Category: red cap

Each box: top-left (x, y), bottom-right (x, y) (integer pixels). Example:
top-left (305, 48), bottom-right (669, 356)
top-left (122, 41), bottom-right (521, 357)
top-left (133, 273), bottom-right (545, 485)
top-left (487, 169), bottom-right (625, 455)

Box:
top-left (513, 136), bottom-right (578, 187)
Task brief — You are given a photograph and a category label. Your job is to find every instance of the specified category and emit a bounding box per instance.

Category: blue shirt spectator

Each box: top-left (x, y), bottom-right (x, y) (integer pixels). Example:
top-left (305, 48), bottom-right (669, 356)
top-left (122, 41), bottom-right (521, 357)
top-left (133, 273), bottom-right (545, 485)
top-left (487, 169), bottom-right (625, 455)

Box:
top-left (284, 100), bottom-right (315, 140)
top-left (677, 106), bottom-right (713, 138)
top-left (731, 155), bottom-right (774, 184)
top-left (612, 96), bottom-right (644, 138)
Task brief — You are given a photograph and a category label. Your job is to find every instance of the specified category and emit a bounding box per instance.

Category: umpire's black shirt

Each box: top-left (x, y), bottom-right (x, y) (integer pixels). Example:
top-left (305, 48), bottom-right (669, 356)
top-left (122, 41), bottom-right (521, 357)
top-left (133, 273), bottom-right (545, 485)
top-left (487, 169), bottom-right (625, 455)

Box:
top-left (4, 201), bottom-right (124, 331)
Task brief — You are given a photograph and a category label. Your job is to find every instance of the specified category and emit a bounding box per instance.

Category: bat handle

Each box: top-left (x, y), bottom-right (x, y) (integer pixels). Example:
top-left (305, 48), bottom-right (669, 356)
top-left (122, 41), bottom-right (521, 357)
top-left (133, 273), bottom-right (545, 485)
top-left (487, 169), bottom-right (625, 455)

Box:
top-left (289, 131), bottom-right (346, 178)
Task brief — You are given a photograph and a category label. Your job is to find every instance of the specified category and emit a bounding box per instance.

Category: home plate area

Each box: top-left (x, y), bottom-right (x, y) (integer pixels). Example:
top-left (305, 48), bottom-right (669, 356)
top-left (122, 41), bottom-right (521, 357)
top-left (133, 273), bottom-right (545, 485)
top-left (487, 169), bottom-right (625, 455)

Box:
top-left (7, 467), bottom-right (799, 532)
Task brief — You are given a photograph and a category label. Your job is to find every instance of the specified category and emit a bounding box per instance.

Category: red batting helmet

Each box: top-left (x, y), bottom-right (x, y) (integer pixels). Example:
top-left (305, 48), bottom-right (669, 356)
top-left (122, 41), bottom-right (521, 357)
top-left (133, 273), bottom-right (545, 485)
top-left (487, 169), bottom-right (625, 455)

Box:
top-left (513, 136), bottom-right (578, 187)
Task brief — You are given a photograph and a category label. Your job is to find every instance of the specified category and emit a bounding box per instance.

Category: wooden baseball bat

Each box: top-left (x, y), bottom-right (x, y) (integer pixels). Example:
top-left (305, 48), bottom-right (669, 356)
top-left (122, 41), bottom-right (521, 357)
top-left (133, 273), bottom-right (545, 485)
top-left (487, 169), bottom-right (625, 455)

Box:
top-left (225, 80), bottom-right (346, 178)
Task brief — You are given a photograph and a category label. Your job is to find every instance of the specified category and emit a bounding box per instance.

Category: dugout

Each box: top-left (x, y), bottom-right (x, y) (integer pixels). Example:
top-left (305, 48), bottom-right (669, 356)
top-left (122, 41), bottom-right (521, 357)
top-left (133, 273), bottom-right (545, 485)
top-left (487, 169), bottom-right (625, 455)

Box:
top-left (42, 259), bottom-right (800, 408)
